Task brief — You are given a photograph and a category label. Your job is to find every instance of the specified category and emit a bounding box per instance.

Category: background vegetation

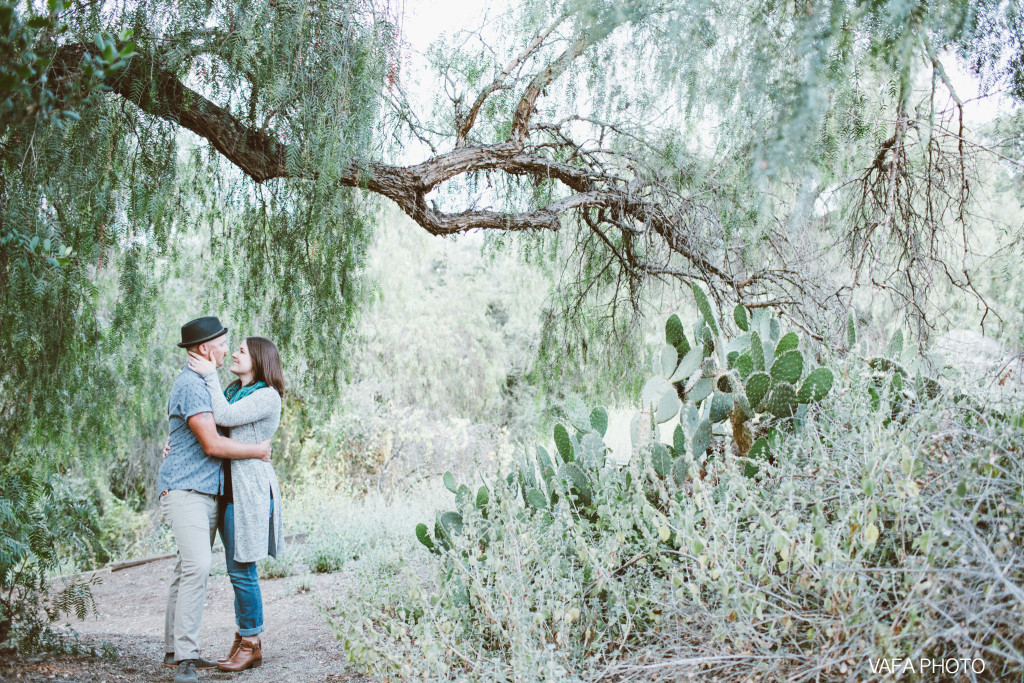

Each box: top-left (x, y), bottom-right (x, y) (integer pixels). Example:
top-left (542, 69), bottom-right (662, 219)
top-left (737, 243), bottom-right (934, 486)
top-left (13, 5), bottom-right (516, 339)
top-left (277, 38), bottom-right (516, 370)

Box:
top-left (1, 0), bottom-right (1022, 678)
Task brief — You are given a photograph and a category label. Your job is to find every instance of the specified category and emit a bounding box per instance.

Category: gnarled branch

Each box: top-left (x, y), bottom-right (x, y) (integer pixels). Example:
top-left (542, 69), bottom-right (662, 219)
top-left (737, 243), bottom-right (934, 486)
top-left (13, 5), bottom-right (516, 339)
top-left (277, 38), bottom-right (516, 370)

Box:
top-left (51, 26), bottom-right (772, 311)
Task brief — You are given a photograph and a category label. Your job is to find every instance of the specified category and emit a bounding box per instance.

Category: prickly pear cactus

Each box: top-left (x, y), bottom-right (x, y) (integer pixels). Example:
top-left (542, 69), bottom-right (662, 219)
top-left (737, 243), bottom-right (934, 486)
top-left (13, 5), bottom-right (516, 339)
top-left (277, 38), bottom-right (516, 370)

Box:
top-left (417, 290), bottom-right (838, 560)
top-left (636, 287), bottom-right (835, 476)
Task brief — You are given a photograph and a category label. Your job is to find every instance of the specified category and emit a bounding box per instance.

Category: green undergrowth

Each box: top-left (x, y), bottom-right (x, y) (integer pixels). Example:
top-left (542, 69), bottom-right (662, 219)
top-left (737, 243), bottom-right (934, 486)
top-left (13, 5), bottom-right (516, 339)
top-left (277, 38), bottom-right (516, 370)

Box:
top-left (325, 344), bottom-right (1024, 681)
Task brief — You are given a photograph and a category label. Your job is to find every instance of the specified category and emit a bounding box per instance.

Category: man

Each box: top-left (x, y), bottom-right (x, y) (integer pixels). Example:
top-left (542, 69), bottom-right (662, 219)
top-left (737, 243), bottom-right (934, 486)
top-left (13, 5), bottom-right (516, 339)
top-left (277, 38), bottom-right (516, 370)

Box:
top-left (158, 316), bottom-right (271, 683)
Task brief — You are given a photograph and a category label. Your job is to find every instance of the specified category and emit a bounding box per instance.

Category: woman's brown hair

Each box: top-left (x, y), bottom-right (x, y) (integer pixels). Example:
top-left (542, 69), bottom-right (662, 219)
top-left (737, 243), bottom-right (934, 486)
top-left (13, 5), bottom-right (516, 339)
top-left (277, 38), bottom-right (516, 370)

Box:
top-left (246, 336), bottom-right (286, 396)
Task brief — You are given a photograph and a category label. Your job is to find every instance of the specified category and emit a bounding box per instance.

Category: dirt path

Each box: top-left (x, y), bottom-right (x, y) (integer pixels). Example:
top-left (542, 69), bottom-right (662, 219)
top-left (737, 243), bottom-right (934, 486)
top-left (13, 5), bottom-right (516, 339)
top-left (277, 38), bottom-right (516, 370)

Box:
top-left (0, 557), bottom-right (368, 683)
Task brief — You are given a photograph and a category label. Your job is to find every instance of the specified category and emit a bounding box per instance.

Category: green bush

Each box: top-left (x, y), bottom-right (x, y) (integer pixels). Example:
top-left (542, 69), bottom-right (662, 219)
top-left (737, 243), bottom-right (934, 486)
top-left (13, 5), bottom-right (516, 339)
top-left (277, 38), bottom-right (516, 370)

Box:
top-left (258, 549), bottom-right (302, 579)
top-left (307, 541), bottom-right (357, 574)
top-left (0, 468), bottom-right (104, 652)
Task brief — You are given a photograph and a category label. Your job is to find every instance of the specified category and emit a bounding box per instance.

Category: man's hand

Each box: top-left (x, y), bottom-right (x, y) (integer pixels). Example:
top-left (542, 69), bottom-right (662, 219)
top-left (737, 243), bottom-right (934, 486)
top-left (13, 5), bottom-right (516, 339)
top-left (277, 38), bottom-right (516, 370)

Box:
top-left (187, 351), bottom-right (216, 376)
top-left (162, 437), bottom-right (170, 460)
top-left (187, 412), bottom-right (273, 461)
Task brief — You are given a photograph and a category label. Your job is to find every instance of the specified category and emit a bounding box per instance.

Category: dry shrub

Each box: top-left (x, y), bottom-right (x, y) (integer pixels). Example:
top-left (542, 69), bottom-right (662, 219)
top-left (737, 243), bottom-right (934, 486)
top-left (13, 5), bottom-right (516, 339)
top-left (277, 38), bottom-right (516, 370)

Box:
top-left (327, 357), bottom-right (1024, 681)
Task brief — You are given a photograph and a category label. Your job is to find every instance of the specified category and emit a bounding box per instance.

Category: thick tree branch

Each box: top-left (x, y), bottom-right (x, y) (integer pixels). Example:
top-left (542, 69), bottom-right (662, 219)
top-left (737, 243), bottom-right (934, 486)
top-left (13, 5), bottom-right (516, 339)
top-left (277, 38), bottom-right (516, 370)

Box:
top-left (51, 43), bottom-right (607, 231)
top-left (54, 43), bottom-right (289, 182)
top-left (51, 35), bottom-right (746, 294)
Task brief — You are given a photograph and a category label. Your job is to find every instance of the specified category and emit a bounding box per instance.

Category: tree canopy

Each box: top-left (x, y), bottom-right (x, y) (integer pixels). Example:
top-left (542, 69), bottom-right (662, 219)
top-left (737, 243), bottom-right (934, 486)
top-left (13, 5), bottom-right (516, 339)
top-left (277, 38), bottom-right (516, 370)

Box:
top-left (1, 0), bottom-right (1022, 453)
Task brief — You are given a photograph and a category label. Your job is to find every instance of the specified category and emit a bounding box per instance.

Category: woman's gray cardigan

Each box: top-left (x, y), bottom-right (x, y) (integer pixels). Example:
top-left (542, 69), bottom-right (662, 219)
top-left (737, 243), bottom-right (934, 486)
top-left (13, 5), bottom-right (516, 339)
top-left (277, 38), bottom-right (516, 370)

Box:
top-left (201, 371), bottom-right (284, 563)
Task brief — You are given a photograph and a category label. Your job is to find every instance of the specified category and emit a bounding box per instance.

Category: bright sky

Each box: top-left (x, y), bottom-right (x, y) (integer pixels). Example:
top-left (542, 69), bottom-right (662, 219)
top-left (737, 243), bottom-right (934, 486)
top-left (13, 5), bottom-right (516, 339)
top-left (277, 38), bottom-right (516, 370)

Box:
top-left (400, 0), bottom-right (508, 54)
top-left (396, 0), bottom-right (1013, 128)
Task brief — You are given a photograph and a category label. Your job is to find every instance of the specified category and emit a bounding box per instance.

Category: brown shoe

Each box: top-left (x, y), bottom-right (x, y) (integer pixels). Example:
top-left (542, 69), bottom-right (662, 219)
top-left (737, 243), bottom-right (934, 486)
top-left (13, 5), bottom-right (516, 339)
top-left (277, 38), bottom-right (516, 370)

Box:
top-left (218, 632), bottom-right (242, 663)
top-left (217, 638), bottom-right (262, 672)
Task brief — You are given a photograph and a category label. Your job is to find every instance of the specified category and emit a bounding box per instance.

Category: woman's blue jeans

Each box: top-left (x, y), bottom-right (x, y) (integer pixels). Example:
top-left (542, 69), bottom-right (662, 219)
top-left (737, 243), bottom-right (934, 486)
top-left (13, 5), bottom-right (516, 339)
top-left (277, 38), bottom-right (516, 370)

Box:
top-left (219, 501), bottom-right (266, 636)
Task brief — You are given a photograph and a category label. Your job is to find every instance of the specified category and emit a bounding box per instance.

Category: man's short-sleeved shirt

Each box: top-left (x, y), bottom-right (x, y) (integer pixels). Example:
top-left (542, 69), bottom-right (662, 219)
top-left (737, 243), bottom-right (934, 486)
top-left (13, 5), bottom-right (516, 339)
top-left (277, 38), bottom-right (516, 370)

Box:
top-left (157, 367), bottom-right (222, 495)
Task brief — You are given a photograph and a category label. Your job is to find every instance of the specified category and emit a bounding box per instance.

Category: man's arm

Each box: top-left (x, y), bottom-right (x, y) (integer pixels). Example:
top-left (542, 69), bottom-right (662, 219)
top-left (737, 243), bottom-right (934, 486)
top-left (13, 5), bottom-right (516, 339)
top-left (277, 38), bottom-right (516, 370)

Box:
top-left (187, 412), bottom-right (271, 461)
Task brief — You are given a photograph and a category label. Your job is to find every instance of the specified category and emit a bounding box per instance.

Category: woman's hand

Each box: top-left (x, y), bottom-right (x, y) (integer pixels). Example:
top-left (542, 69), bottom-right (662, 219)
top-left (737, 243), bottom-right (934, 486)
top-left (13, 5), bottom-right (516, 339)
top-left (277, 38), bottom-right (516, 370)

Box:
top-left (258, 439), bottom-right (272, 463)
top-left (187, 351), bottom-right (216, 376)
top-left (162, 437), bottom-right (170, 459)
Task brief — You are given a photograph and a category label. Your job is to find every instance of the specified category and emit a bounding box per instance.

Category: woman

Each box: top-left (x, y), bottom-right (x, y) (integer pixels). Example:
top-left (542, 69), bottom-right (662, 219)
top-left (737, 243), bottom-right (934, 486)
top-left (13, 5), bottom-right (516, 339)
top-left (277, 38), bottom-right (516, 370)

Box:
top-left (187, 337), bottom-right (285, 672)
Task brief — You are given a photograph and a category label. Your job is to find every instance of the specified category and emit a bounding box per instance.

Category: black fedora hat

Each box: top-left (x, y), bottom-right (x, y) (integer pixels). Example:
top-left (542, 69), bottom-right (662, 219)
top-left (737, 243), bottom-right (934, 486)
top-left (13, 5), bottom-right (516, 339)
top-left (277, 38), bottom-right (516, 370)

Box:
top-left (178, 316), bottom-right (229, 348)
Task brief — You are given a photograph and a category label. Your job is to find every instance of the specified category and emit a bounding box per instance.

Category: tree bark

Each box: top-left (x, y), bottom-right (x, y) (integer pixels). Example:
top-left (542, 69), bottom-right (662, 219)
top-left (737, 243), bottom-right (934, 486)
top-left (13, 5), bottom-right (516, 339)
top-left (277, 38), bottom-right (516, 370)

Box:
top-left (51, 33), bottom-right (738, 288)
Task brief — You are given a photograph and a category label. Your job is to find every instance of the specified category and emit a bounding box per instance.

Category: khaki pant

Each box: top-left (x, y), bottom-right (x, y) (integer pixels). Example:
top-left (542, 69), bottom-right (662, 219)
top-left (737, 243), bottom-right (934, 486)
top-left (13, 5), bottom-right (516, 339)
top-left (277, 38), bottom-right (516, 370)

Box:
top-left (161, 489), bottom-right (218, 661)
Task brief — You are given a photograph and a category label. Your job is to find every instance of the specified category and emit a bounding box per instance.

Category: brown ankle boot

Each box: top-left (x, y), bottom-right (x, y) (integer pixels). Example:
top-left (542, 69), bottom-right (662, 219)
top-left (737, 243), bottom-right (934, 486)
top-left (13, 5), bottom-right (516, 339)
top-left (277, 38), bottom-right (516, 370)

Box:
top-left (218, 632), bottom-right (242, 663)
top-left (217, 638), bottom-right (262, 671)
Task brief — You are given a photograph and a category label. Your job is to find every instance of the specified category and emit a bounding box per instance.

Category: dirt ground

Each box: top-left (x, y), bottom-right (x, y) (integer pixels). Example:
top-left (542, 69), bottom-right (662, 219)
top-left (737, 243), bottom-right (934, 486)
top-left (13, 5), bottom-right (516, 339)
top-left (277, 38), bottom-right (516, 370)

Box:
top-left (0, 557), bottom-right (368, 683)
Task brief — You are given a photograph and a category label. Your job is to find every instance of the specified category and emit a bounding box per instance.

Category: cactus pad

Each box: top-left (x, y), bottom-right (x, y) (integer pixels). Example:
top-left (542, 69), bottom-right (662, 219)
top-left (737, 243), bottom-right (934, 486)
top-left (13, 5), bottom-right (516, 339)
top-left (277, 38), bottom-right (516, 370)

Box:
top-left (580, 431), bottom-right (607, 469)
top-left (734, 304), bottom-right (749, 331)
top-left (670, 347), bottom-right (704, 383)
top-left (770, 349), bottom-right (804, 385)
top-left (681, 403), bottom-right (699, 435)
top-left (518, 456), bottom-right (536, 492)
top-left (735, 353), bottom-right (754, 379)
top-left (565, 395), bottom-right (592, 432)
top-left (525, 487), bottom-right (548, 510)
top-left (642, 376), bottom-right (673, 409)
top-left (673, 424), bottom-right (686, 455)
top-left (415, 523), bottom-right (435, 550)
top-left (590, 407), bottom-right (609, 436)
top-left (672, 456), bottom-right (688, 486)
top-left (435, 511), bottom-right (464, 548)
top-left (658, 344), bottom-right (678, 378)
top-left (766, 382), bottom-right (797, 417)
top-left (554, 423), bottom-right (573, 462)
top-left (537, 446), bottom-right (553, 474)
top-left (797, 367), bottom-right (834, 403)
top-left (743, 437), bottom-right (771, 478)
top-left (692, 419), bottom-right (712, 456)
top-left (750, 332), bottom-right (765, 371)
top-left (686, 377), bottom-right (713, 404)
top-left (887, 328), bottom-right (904, 358)
top-left (655, 389), bottom-right (681, 424)
top-left (732, 392), bottom-right (753, 421)
top-left (702, 326), bottom-right (716, 355)
top-left (630, 410), bottom-right (647, 448)
top-left (443, 471), bottom-right (457, 494)
top-left (745, 371), bottom-right (771, 410)
top-left (709, 391), bottom-right (734, 423)
top-left (775, 332), bottom-right (799, 355)
top-left (724, 332), bottom-right (752, 357)
top-left (752, 307), bottom-right (770, 340)
top-left (692, 282), bottom-right (720, 336)
top-left (716, 373), bottom-right (735, 393)
top-left (560, 462), bottom-right (593, 507)
top-left (652, 443), bottom-right (672, 477)
top-left (666, 313), bottom-right (691, 355)
top-left (762, 338), bottom-right (776, 369)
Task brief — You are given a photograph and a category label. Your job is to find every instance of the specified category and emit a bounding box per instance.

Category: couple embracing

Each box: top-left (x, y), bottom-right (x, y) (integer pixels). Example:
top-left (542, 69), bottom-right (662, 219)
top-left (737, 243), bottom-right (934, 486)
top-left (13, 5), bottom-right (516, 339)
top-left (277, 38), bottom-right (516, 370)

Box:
top-left (157, 316), bottom-right (285, 683)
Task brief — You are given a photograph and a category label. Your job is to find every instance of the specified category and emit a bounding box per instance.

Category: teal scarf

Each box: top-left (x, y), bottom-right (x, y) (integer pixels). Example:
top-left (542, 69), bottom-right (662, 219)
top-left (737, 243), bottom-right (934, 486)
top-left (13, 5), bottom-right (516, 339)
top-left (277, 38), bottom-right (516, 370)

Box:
top-left (224, 380), bottom-right (267, 403)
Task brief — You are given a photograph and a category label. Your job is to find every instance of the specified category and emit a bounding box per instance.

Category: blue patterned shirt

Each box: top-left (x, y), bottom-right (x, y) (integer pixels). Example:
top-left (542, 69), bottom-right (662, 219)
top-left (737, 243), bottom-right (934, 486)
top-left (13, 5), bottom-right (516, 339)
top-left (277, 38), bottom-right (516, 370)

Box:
top-left (157, 367), bottom-right (223, 495)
